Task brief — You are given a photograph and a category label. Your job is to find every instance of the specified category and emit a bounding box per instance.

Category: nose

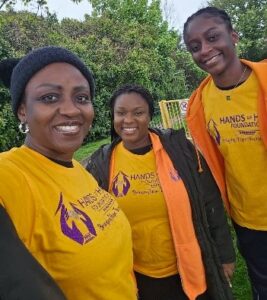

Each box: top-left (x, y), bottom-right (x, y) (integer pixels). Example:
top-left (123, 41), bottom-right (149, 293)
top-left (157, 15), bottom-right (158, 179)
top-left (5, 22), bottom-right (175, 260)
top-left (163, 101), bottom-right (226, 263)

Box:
top-left (123, 113), bottom-right (134, 123)
top-left (200, 41), bottom-right (212, 55)
top-left (59, 98), bottom-right (80, 117)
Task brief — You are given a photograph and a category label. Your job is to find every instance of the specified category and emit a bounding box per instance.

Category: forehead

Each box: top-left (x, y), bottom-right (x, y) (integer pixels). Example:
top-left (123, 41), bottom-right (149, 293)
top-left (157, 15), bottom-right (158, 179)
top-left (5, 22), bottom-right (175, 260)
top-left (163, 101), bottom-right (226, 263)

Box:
top-left (26, 62), bottom-right (89, 88)
top-left (114, 92), bottom-right (149, 109)
top-left (185, 14), bottom-right (226, 42)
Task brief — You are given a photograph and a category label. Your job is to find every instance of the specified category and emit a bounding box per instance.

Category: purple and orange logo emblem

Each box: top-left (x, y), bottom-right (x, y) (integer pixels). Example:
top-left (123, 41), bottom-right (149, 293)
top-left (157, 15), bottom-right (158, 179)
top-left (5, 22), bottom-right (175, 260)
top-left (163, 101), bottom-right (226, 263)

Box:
top-left (112, 171), bottom-right (130, 197)
top-left (55, 193), bottom-right (97, 245)
top-left (208, 119), bottom-right (221, 145)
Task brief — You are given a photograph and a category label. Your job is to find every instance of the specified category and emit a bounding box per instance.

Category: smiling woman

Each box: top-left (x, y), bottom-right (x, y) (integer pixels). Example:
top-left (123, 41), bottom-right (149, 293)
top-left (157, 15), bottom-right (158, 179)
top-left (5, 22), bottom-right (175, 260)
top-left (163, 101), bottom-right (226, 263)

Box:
top-left (18, 62), bottom-right (94, 161)
top-left (184, 7), bottom-right (267, 300)
top-left (0, 46), bottom-right (137, 300)
top-left (87, 84), bottom-right (236, 300)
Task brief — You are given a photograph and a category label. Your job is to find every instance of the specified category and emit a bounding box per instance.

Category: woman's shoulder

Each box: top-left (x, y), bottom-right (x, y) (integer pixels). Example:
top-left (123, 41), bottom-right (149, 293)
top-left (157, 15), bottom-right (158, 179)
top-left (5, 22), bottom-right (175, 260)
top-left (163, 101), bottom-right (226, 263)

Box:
top-left (151, 127), bottom-right (195, 159)
top-left (0, 147), bottom-right (23, 172)
top-left (89, 143), bottom-right (112, 162)
top-left (85, 142), bottom-right (115, 175)
top-left (0, 148), bottom-right (31, 208)
top-left (150, 127), bottom-right (186, 138)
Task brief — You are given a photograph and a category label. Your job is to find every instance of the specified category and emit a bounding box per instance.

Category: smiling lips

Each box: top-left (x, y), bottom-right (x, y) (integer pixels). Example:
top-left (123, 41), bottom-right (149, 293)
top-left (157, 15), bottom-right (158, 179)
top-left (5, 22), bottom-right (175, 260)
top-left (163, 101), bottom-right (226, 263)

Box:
top-left (122, 127), bottom-right (137, 134)
top-left (55, 122), bottom-right (82, 134)
top-left (203, 53), bottom-right (222, 66)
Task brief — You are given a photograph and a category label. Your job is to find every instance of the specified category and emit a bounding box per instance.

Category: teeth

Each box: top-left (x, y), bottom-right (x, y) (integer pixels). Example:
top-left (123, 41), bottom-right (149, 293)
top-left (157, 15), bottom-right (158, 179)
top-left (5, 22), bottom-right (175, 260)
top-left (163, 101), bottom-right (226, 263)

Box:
top-left (56, 125), bottom-right (79, 133)
top-left (123, 128), bottom-right (136, 132)
top-left (205, 54), bottom-right (220, 65)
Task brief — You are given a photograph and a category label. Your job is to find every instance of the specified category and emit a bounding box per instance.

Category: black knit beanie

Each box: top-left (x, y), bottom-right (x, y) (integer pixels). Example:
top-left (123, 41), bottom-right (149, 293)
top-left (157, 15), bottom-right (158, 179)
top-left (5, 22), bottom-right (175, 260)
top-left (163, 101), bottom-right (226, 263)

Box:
top-left (3, 46), bottom-right (95, 117)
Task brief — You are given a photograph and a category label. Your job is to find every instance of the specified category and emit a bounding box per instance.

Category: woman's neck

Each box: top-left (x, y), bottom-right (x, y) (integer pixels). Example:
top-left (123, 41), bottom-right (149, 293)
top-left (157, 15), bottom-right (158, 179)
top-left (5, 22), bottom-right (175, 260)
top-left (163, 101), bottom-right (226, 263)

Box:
top-left (122, 134), bottom-right (151, 151)
top-left (213, 60), bottom-right (250, 89)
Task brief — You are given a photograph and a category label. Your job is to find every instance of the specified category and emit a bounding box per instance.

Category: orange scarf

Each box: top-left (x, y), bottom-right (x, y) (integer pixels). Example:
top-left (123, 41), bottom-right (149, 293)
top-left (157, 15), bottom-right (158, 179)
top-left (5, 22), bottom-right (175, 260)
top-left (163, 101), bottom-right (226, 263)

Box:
top-left (186, 59), bottom-right (267, 213)
top-left (149, 132), bottom-right (206, 299)
top-left (109, 132), bottom-right (207, 299)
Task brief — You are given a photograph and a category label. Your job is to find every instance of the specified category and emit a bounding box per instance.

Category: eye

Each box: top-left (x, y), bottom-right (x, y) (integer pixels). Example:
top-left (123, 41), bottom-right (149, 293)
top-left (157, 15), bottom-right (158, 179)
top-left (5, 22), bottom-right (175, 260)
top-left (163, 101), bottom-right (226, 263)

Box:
top-left (76, 94), bottom-right (91, 104)
top-left (135, 111), bottom-right (144, 116)
top-left (189, 43), bottom-right (200, 53)
top-left (115, 111), bottom-right (125, 116)
top-left (38, 94), bottom-right (58, 103)
top-left (207, 33), bottom-right (219, 42)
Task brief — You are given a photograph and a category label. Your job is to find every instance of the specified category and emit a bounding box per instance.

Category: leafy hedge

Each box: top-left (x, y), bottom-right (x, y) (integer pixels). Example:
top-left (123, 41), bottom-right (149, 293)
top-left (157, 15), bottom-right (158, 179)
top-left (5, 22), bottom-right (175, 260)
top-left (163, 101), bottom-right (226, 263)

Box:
top-left (1, 0), bottom-right (265, 151)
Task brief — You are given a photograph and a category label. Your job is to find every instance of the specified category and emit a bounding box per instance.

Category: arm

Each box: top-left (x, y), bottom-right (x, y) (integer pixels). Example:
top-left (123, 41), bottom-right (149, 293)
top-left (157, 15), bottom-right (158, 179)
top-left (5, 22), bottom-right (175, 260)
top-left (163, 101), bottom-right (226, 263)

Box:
top-left (0, 205), bottom-right (67, 300)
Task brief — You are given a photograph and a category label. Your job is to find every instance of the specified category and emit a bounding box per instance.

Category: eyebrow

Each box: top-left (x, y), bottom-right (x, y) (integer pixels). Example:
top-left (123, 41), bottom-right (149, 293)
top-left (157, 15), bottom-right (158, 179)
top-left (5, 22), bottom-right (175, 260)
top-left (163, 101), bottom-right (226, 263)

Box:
top-left (73, 86), bottom-right (90, 92)
top-left (204, 27), bottom-right (218, 34)
top-left (115, 105), bottom-right (145, 109)
top-left (187, 26), bottom-right (218, 44)
top-left (35, 83), bottom-right (62, 90)
top-left (35, 83), bottom-right (90, 92)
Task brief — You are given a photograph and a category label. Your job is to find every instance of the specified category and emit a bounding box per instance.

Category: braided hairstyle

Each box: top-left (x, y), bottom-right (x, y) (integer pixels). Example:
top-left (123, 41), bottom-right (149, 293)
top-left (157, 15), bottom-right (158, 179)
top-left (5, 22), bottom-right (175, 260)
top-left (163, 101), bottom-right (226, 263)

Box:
top-left (183, 6), bottom-right (234, 44)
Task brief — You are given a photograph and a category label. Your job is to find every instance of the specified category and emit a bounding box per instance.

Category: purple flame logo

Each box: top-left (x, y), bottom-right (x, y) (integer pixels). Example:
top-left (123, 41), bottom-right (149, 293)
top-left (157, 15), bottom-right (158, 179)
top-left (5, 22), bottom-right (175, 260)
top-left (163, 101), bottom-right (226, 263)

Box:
top-left (55, 193), bottom-right (97, 245)
top-left (112, 171), bottom-right (130, 197)
top-left (208, 119), bottom-right (221, 145)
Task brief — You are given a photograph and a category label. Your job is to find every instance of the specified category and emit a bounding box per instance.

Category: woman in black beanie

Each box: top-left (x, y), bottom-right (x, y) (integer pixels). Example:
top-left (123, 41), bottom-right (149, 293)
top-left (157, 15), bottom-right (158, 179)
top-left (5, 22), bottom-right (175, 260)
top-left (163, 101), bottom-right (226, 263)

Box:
top-left (0, 46), bottom-right (137, 300)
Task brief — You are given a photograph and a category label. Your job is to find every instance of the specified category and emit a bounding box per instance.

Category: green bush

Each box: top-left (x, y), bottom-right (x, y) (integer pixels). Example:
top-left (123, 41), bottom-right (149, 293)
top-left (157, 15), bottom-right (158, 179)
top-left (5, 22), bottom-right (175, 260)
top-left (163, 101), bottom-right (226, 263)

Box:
top-left (0, 101), bottom-right (24, 152)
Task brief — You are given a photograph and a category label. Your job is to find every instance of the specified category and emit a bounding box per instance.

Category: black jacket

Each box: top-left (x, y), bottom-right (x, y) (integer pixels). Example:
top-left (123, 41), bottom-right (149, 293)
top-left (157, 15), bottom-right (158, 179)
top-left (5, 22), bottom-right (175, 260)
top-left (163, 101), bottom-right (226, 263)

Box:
top-left (86, 128), bottom-right (235, 300)
top-left (0, 205), bottom-right (67, 300)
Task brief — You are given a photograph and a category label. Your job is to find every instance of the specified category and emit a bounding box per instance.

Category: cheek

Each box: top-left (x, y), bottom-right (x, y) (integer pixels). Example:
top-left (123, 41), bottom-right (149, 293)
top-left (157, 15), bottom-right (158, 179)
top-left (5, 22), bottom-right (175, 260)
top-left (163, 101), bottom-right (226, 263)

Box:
top-left (26, 109), bottom-right (47, 126)
top-left (191, 52), bottom-right (200, 63)
top-left (140, 118), bottom-right (150, 131)
top-left (113, 119), bottom-right (120, 131)
top-left (84, 106), bottom-right (95, 122)
top-left (113, 115), bottom-right (121, 125)
top-left (24, 100), bottom-right (50, 121)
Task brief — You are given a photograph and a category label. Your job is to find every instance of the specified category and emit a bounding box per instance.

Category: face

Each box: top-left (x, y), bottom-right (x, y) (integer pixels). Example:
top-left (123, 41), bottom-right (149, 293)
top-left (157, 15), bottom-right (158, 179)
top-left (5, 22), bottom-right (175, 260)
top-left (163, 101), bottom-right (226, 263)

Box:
top-left (185, 15), bottom-right (239, 78)
top-left (113, 92), bottom-right (151, 150)
top-left (17, 62), bottom-right (94, 161)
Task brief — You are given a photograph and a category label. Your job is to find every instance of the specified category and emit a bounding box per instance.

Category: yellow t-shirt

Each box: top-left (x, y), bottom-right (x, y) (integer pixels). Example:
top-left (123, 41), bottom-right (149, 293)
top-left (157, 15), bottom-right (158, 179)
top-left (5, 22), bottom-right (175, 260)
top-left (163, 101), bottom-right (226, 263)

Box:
top-left (110, 142), bottom-right (177, 277)
top-left (0, 146), bottom-right (136, 300)
top-left (202, 72), bottom-right (267, 230)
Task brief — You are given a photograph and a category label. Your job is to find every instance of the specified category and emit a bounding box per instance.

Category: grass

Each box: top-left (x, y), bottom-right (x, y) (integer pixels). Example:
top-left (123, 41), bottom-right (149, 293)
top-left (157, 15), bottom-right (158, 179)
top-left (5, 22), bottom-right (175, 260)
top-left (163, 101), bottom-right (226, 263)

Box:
top-left (74, 137), bottom-right (110, 162)
top-left (231, 226), bottom-right (252, 300)
top-left (76, 137), bottom-right (252, 299)
top-left (232, 253), bottom-right (252, 299)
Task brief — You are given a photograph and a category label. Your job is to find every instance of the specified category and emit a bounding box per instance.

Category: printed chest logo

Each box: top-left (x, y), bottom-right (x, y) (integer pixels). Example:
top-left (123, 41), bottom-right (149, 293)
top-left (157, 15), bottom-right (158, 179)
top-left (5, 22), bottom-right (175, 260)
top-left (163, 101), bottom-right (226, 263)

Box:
top-left (207, 119), bottom-right (221, 145)
top-left (208, 114), bottom-right (260, 144)
top-left (55, 193), bottom-right (97, 245)
top-left (112, 171), bottom-right (130, 197)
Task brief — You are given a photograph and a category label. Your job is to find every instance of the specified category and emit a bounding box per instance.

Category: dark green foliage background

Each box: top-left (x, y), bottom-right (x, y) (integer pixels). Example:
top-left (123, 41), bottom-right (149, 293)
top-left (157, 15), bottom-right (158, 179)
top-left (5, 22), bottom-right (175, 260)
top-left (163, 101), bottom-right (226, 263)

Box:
top-left (0, 0), bottom-right (266, 151)
top-left (1, 1), bottom-right (265, 298)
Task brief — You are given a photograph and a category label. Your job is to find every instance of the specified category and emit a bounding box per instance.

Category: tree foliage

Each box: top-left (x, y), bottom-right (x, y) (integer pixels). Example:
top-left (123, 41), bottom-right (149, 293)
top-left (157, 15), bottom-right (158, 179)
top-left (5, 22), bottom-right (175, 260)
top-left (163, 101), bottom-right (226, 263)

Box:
top-left (0, 0), bottom-right (262, 150)
top-left (0, 0), bottom-right (47, 12)
top-left (0, 0), bottom-right (84, 10)
top-left (208, 0), bottom-right (267, 60)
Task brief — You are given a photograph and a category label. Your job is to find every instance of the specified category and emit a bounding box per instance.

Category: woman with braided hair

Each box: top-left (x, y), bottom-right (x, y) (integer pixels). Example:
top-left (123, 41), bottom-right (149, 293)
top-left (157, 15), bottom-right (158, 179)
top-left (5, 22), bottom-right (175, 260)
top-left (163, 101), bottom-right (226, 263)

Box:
top-left (184, 6), bottom-right (267, 299)
top-left (87, 83), bottom-right (236, 300)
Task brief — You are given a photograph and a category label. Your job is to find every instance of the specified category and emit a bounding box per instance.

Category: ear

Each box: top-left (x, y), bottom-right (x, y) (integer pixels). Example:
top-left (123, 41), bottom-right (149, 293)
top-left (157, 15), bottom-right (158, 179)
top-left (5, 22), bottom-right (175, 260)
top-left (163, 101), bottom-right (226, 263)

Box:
top-left (231, 30), bottom-right (239, 45)
top-left (17, 103), bottom-right (27, 122)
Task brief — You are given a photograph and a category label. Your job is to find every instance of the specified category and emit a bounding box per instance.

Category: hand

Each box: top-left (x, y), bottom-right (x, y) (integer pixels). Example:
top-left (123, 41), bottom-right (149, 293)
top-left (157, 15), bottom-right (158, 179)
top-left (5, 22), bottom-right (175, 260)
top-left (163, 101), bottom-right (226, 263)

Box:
top-left (222, 263), bottom-right (235, 287)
